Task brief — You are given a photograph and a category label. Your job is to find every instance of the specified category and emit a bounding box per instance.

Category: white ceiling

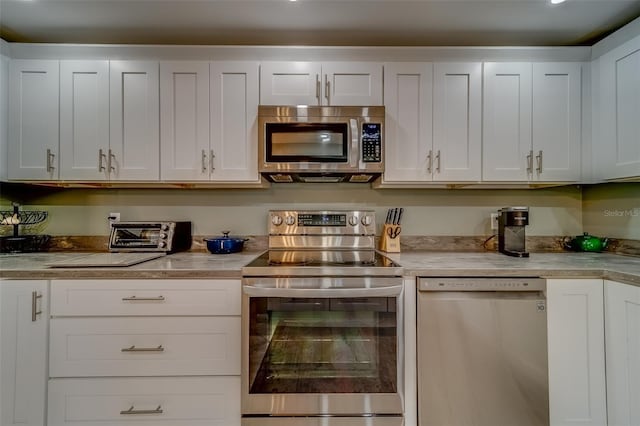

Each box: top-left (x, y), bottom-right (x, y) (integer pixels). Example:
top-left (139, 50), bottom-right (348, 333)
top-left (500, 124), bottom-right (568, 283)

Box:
top-left (1, 0), bottom-right (640, 46)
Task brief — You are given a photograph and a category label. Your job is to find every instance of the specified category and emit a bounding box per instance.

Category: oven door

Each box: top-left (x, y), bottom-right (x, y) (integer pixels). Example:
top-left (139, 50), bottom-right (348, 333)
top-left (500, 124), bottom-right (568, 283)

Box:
top-left (241, 276), bottom-right (404, 417)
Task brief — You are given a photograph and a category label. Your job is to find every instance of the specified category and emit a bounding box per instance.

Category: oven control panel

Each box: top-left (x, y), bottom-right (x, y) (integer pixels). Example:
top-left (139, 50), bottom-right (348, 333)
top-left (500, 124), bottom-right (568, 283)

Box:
top-left (269, 210), bottom-right (376, 236)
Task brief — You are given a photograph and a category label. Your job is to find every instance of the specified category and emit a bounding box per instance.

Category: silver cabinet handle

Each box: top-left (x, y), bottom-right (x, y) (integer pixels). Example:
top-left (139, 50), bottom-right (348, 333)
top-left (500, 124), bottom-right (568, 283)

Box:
top-left (108, 149), bottom-right (116, 172)
top-left (201, 149), bottom-right (207, 173)
top-left (210, 150), bottom-right (215, 171)
top-left (121, 295), bottom-right (165, 302)
top-left (426, 150), bottom-right (433, 174)
top-left (98, 149), bottom-right (107, 172)
top-left (31, 291), bottom-right (42, 322)
top-left (315, 74), bottom-right (321, 101)
top-left (526, 150), bottom-right (533, 174)
top-left (435, 150), bottom-right (441, 173)
top-left (120, 405), bottom-right (163, 415)
top-left (536, 150), bottom-right (543, 174)
top-left (46, 149), bottom-right (55, 173)
top-left (121, 345), bottom-right (164, 353)
top-left (325, 74), bottom-right (330, 104)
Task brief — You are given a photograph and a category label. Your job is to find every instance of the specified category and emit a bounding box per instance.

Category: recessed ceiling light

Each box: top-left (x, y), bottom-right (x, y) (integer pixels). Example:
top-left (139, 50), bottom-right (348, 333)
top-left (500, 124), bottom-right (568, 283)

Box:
top-left (550, 0), bottom-right (566, 4)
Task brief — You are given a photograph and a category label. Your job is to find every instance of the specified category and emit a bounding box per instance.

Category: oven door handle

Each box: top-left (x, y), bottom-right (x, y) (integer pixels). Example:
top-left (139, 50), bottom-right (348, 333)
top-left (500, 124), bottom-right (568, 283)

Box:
top-left (243, 284), bottom-right (403, 298)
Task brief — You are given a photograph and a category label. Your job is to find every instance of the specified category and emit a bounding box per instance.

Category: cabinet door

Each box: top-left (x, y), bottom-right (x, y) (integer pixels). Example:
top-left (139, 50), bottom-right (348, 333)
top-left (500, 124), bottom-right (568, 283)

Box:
top-left (60, 60), bottom-right (110, 180)
top-left (433, 63), bottom-right (482, 181)
top-left (8, 60), bottom-right (59, 180)
top-left (210, 62), bottom-right (259, 182)
top-left (1, 280), bottom-right (48, 426)
top-left (0, 54), bottom-right (9, 181)
top-left (383, 62), bottom-right (433, 182)
top-left (483, 63), bottom-right (533, 181)
top-left (259, 61), bottom-right (321, 106)
top-left (109, 61), bottom-right (160, 180)
top-left (532, 63), bottom-right (582, 182)
top-left (547, 279), bottom-right (607, 426)
top-left (605, 280), bottom-right (640, 426)
top-left (595, 35), bottom-right (640, 180)
top-left (160, 61), bottom-right (210, 181)
top-left (322, 62), bottom-right (383, 106)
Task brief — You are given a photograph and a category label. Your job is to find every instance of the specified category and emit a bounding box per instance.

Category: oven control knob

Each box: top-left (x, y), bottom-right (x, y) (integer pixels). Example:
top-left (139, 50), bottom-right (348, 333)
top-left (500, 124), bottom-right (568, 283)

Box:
top-left (348, 216), bottom-right (358, 226)
top-left (160, 224), bottom-right (169, 231)
top-left (361, 215), bottom-right (373, 226)
top-left (159, 233), bottom-right (167, 239)
top-left (271, 215), bottom-right (283, 226)
top-left (158, 241), bottom-right (167, 248)
top-left (285, 215), bottom-right (295, 226)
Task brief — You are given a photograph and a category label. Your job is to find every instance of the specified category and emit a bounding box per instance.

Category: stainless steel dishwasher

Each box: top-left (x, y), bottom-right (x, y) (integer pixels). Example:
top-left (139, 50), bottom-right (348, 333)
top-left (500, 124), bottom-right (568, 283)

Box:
top-left (417, 277), bottom-right (549, 426)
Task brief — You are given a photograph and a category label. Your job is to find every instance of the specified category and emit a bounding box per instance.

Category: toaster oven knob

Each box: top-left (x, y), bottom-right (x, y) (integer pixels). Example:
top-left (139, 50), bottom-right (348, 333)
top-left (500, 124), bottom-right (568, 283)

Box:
top-left (361, 215), bottom-right (373, 226)
top-left (159, 233), bottom-right (167, 239)
top-left (348, 216), bottom-right (358, 226)
top-left (285, 215), bottom-right (295, 226)
top-left (160, 224), bottom-right (169, 231)
top-left (271, 215), bottom-right (283, 226)
top-left (158, 241), bottom-right (167, 248)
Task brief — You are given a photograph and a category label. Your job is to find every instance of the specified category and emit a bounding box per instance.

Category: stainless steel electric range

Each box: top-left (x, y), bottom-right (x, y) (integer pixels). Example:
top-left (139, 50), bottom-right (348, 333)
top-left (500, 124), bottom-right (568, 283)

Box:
top-left (241, 210), bottom-right (404, 426)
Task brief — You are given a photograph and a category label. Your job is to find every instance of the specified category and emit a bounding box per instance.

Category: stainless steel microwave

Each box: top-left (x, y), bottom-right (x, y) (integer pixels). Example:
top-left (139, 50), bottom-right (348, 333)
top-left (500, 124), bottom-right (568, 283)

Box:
top-left (258, 106), bottom-right (385, 183)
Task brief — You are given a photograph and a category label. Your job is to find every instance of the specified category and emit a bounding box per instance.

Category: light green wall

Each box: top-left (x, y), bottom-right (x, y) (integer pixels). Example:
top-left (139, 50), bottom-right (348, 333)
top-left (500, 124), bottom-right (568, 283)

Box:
top-left (582, 183), bottom-right (640, 240)
top-left (1, 184), bottom-right (583, 237)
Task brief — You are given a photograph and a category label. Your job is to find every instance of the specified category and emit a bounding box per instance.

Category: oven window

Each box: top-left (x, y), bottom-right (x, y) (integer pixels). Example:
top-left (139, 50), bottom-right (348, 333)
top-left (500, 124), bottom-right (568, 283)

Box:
top-left (265, 123), bottom-right (349, 162)
top-left (248, 296), bottom-right (397, 394)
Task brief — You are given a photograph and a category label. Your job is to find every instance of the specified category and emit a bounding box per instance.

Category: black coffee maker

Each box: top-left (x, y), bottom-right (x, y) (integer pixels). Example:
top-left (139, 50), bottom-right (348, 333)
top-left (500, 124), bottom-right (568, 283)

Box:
top-left (498, 207), bottom-right (529, 258)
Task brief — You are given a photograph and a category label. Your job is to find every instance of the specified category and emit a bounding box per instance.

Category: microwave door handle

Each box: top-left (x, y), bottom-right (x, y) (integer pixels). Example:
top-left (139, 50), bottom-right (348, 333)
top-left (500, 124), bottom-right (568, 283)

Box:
top-left (349, 118), bottom-right (359, 167)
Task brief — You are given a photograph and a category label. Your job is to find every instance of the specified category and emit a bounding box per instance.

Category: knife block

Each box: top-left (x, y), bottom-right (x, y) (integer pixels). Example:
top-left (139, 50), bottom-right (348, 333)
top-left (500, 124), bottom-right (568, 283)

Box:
top-left (379, 224), bottom-right (401, 253)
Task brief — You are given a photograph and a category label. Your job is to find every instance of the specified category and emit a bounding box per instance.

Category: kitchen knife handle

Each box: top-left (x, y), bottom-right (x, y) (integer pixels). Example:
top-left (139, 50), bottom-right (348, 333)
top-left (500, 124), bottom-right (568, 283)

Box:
top-left (98, 149), bottom-right (107, 172)
top-left (120, 405), bottom-right (163, 415)
top-left (210, 150), bottom-right (215, 171)
top-left (427, 150), bottom-right (433, 174)
top-left (435, 150), bottom-right (441, 173)
top-left (46, 149), bottom-right (55, 173)
top-left (201, 149), bottom-right (207, 173)
top-left (536, 150), bottom-right (543, 174)
top-left (31, 291), bottom-right (43, 322)
top-left (526, 150), bottom-right (533, 174)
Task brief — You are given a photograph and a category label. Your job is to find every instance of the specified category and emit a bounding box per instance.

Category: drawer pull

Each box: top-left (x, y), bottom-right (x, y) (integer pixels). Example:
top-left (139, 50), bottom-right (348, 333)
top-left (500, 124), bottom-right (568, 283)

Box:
top-left (120, 405), bottom-right (163, 415)
top-left (31, 291), bottom-right (43, 322)
top-left (121, 345), bottom-right (164, 353)
top-left (121, 295), bottom-right (166, 302)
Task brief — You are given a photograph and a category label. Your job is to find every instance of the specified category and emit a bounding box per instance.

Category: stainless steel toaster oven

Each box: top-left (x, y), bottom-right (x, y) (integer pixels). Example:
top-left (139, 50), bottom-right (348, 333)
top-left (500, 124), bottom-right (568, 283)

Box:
top-left (108, 221), bottom-right (192, 253)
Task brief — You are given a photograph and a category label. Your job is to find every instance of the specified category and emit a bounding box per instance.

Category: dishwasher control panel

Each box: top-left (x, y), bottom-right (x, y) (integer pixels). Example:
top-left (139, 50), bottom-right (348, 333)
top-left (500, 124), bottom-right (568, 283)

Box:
top-left (419, 277), bottom-right (545, 292)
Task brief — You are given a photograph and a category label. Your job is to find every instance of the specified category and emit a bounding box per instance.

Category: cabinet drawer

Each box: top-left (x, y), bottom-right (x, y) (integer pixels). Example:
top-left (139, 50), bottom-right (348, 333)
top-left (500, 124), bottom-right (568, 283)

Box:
top-left (50, 279), bottom-right (241, 316)
top-left (50, 317), bottom-right (240, 377)
top-left (48, 376), bottom-right (240, 426)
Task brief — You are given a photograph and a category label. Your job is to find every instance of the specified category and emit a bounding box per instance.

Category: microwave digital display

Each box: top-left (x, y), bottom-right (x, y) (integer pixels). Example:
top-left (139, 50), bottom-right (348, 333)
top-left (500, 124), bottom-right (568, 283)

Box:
top-left (265, 122), bottom-right (349, 163)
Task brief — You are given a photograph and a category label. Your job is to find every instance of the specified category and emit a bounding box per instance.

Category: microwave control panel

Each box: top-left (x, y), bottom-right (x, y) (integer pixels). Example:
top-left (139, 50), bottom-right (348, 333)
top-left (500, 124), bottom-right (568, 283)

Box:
top-left (361, 123), bottom-right (382, 162)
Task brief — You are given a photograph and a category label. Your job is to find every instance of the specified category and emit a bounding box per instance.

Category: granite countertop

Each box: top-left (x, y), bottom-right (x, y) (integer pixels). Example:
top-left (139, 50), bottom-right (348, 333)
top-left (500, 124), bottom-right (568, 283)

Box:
top-left (384, 252), bottom-right (640, 286)
top-left (1, 251), bottom-right (639, 286)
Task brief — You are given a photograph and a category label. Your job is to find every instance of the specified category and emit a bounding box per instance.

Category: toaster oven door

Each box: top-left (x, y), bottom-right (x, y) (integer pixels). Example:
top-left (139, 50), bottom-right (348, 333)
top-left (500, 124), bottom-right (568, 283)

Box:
top-left (109, 223), bottom-right (164, 251)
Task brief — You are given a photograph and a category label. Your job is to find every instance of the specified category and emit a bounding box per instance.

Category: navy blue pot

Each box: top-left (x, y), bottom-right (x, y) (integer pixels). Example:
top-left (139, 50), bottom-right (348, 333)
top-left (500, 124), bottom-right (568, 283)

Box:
top-left (203, 232), bottom-right (248, 254)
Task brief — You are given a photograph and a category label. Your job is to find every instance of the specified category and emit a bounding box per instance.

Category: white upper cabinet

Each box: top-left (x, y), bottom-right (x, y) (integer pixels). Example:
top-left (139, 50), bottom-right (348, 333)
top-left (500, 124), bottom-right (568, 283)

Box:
top-left (59, 60), bottom-right (110, 181)
top-left (593, 34), bottom-right (640, 180)
top-left (8, 60), bottom-right (59, 180)
top-left (210, 61), bottom-right (260, 182)
top-left (0, 54), bottom-right (8, 181)
top-left (160, 61), bottom-right (259, 182)
top-left (433, 62), bottom-right (482, 181)
top-left (383, 62), bottom-right (434, 182)
top-left (532, 63), bottom-right (582, 182)
top-left (483, 62), bottom-right (581, 182)
top-left (483, 63), bottom-right (533, 181)
top-left (383, 62), bottom-right (481, 183)
top-left (260, 61), bottom-right (382, 106)
top-left (160, 61), bottom-right (211, 181)
top-left (605, 280), bottom-right (640, 426)
top-left (109, 61), bottom-right (160, 180)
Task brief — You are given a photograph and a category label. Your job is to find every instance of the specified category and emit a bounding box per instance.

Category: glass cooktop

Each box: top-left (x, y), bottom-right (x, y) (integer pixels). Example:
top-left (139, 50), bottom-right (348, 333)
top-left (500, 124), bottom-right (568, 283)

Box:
top-left (245, 250), bottom-right (399, 268)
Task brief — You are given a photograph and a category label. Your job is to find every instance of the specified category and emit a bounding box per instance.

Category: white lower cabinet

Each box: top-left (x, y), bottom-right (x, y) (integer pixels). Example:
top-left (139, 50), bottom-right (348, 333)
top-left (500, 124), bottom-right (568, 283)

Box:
top-left (0, 280), bottom-right (48, 426)
top-left (547, 279), bottom-right (607, 426)
top-left (48, 279), bottom-right (242, 426)
top-left (47, 376), bottom-right (240, 426)
top-left (605, 280), bottom-right (640, 426)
